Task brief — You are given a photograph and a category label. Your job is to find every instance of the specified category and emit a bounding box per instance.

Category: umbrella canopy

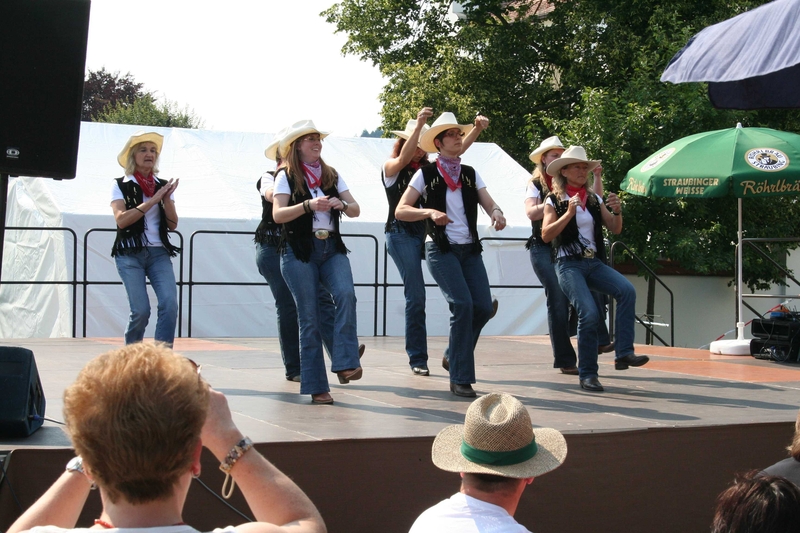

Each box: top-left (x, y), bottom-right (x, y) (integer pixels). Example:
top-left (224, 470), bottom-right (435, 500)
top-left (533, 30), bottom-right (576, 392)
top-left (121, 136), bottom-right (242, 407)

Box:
top-left (621, 124), bottom-right (800, 354)
top-left (660, 0), bottom-right (800, 109)
top-left (622, 125), bottom-right (800, 198)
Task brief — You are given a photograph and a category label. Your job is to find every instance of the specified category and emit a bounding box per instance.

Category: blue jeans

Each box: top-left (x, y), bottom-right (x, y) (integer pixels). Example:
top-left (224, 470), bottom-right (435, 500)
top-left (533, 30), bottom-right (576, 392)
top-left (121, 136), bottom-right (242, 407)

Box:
top-left (115, 246), bottom-right (178, 346)
top-left (555, 257), bottom-right (636, 379)
top-left (386, 223), bottom-right (428, 368)
top-left (529, 244), bottom-right (576, 368)
top-left (425, 242), bottom-right (493, 385)
top-left (256, 243), bottom-right (337, 379)
top-left (280, 239), bottom-right (360, 395)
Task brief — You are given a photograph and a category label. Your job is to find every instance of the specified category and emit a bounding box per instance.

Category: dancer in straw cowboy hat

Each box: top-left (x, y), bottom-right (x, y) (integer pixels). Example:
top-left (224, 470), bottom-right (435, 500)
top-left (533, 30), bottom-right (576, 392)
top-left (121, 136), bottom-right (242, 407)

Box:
top-left (396, 112), bottom-right (506, 398)
top-left (383, 107), bottom-right (489, 376)
top-left (110, 131), bottom-right (180, 347)
top-left (409, 392), bottom-right (567, 533)
top-left (541, 146), bottom-right (648, 392)
top-left (272, 120), bottom-right (362, 405)
top-left (525, 136), bottom-right (614, 376)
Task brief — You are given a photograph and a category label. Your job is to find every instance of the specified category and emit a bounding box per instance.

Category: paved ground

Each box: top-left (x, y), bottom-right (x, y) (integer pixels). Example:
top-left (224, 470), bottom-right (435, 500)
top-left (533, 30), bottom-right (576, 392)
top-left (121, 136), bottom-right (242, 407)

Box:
top-left (2, 335), bottom-right (799, 450)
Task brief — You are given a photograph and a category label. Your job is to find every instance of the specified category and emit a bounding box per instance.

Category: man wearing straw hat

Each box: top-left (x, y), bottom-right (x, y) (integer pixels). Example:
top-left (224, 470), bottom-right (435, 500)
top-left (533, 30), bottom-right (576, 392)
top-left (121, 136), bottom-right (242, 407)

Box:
top-left (409, 392), bottom-right (567, 532)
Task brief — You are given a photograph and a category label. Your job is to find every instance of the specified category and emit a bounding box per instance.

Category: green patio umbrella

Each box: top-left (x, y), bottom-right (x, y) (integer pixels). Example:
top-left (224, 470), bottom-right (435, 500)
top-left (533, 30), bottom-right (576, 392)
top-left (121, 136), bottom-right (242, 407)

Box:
top-left (621, 124), bottom-right (800, 354)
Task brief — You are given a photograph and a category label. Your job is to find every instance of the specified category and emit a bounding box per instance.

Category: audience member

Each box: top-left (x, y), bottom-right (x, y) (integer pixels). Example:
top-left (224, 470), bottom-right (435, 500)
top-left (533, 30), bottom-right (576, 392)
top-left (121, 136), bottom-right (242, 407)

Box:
top-left (711, 471), bottom-right (800, 533)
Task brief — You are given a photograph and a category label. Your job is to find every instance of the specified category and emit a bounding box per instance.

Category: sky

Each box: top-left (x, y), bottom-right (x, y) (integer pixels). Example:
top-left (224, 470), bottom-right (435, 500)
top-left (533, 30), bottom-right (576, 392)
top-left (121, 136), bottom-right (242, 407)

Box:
top-left (84, 0), bottom-right (386, 137)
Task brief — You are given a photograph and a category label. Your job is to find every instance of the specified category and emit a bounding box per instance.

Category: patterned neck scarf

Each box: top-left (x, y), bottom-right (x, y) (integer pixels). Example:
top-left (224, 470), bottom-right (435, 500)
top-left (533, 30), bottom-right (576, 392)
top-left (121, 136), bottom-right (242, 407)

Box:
top-left (133, 171), bottom-right (156, 198)
top-left (437, 155), bottom-right (462, 191)
top-left (302, 161), bottom-right (322, 190)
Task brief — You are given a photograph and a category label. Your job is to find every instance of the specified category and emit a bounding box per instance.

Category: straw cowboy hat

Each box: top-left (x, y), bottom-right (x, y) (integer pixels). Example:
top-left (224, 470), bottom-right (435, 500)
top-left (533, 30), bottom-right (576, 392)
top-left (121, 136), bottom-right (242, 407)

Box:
top-left (391, 119), bottom-right (431, 141)
top-left (529, 135), bottom-right (565, 165)
top-left (419, 112), bottom-right (473, 153)
top-left (278, 120), bottom-right (330, 159)
top-left (264, 126), bottom-right (289, 161)
top-left (545, 145), bottom-right (600, 176)
top-left (431, 392), bottom-right (567, 478)
top-left (117, 131), bottom-right (164, 168)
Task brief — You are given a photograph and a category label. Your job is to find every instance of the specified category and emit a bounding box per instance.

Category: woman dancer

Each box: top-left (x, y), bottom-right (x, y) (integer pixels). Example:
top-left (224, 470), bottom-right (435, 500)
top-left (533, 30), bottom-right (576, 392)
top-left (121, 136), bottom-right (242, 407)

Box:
top-left (383, 107), bottom-right (487, 376)
top-left (542, 146), bottom-right (647, 392)
top-left (273, 120), bottom-right (362, 405)
top-left (110, 131), bottom-right (179, 347)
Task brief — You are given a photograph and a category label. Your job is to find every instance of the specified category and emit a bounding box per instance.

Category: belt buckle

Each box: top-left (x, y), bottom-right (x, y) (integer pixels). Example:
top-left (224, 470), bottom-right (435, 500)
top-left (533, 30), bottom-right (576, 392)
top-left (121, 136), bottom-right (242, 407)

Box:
top-left (314, 229), bottom-right (330, 240)
top-left (582, 248), bottom-right (595, 259)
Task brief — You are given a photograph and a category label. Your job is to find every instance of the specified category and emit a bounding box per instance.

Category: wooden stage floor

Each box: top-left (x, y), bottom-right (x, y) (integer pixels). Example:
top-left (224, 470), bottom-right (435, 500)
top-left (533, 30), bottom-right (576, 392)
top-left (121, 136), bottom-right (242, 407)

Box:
top-left (2, 335), bottom-right (799, 450)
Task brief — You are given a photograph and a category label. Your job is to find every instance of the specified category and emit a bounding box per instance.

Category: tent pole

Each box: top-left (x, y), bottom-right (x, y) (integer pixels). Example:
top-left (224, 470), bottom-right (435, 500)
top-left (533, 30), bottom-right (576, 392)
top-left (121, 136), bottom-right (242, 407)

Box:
top-left (736, 197), bottom-right (745, 340)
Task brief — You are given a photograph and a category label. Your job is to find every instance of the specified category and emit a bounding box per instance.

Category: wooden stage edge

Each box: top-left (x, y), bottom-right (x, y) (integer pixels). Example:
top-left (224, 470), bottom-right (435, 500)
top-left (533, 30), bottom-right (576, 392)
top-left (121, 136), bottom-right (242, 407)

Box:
top-left (1, 336), bottom-right (800, 533)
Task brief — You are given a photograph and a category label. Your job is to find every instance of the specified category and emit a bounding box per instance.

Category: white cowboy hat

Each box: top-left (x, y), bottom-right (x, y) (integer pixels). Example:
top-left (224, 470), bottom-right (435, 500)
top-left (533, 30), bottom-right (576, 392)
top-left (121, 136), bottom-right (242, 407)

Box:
top-left (117, 131), bottom-right (164, 168)
top-left (278, 120), bottom-right (330, 159)
top-left (529, 135), bottom-right (565, 165)
top-left (264, 126), bottom-right (289, 161)
top-left (545, 145), bottom-right (600, 176)
top-left (391, 119), bottom-right (431, 142)
top-left (418, 112), bottom-right (473, 153)
top-left (431, 392), bottom-right (567, 479)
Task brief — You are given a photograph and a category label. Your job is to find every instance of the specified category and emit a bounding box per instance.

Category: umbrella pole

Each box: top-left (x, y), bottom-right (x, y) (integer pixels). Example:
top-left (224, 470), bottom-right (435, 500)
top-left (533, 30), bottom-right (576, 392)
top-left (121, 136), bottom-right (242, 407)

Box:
top-left (709, 197), bottom-right (751, 355)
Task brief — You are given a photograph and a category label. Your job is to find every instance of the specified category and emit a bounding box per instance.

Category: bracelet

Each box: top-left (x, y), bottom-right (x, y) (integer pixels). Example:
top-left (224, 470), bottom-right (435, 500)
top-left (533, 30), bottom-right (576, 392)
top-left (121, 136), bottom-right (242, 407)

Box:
top-left (134, 206), bottom-right (145, 214)
top-left (219, 436), bottom-right (253, 499)
top-left (303, 200), bottom-right (311, 214)
top-left (492, 207), bottom-right (503, 215)
top-left (341, 200), bottom-right (349, 213)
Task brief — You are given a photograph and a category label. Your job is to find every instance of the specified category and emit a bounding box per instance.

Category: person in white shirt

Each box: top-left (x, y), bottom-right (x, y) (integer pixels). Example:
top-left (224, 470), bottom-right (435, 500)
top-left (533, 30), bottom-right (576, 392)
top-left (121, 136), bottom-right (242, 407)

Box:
top-left (409, 392), bottom-right (567, 533)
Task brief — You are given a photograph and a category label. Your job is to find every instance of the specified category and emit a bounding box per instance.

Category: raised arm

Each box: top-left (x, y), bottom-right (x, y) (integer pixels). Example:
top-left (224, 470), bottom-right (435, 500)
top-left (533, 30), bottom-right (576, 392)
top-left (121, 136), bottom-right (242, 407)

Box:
top-left (600, 192), bottom-right (623, 234)
top-left (384, 107), bottom-right (433, 177)
top-left (202, 389), bottom-right (326, 533)
top-left (459, 115), bottom-right (489, 155)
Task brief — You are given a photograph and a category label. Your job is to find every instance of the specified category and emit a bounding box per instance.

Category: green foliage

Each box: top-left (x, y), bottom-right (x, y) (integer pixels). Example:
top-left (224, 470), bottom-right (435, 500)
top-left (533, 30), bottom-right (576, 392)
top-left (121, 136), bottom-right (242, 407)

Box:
top-left (325, 0), bottom-right (800, 290)
top-left (95, 94), bottom-right (204, 129)
top-left (82, 68), bottom-right (148, 121)
top-left (361, 128), bottom-right (385, 137)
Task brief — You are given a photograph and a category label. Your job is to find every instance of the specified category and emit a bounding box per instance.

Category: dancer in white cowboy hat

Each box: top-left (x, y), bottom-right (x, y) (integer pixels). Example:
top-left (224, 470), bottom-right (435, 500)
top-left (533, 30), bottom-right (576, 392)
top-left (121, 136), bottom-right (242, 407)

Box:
top-left (395, 112), bottom-right (506, 398)
top-left (110, 131), bottom-right (180, 347)
top-left (409, 392), bottom-right (567, 533)
top-left (383, 107), bottom-right (489, 376)
top-left (541, 146), bottom-right (648, 392)
top-left (525, 137), bottom-right (614, 376)
top-left (272, 120), bottom-right (362, 405)
top-left (255, 130), bottom-right (366, 383)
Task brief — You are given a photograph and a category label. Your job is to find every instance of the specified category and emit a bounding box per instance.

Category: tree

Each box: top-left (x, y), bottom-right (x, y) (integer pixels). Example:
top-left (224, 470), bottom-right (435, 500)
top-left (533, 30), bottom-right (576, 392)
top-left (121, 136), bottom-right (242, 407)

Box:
top-left (82, 68), bottom-right (148, 121)
top-left (96, 94), bottom-right (204, 129)
top-left (361, 128), bottom-right (384, 137)
top-left (324, 0), bottom-right (800, 290)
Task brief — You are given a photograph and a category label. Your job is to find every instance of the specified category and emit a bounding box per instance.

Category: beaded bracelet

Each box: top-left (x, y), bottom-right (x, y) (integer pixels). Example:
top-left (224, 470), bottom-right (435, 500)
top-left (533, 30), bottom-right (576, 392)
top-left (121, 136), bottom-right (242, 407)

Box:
top-left (219, 436), bottom-right (253, 499)
top-left (134, 206), bottom-right (145, 214)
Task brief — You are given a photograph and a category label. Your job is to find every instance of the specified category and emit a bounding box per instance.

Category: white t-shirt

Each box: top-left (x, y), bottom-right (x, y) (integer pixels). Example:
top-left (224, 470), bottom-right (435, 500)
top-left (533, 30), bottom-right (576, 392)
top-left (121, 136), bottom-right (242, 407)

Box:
top-left (409, 493), bottom-right (532, 533)
top-left (28, 525), bottom-right (237, 533)
top-left (525, 182), bottom-right (542, 203)
top-left (260, 171), bottom-right (275, 199)
top-left (273, 169), bottom-right (350, 232)
top-left (110, 176), bottom-right (175, 248)
top-left (545, 193), bottom-right (604, 258)
top-left (406, 167), bottom-right (487, 245)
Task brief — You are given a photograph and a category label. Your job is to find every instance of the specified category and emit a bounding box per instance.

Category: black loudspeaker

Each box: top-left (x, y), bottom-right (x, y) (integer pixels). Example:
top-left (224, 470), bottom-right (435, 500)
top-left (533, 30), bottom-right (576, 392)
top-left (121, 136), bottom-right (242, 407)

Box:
top-left (0, 346), bottom-right (47, 438)
top-left (0, 0), bottom-right (91, 179)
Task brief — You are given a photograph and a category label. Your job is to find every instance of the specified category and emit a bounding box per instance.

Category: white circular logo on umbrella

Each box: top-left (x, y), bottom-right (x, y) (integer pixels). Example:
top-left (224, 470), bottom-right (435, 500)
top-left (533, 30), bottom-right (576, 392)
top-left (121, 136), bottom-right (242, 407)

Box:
top-left (641, 148), bottom-right (675, 171)
top-left (745, 148), bottom-right (788, 172)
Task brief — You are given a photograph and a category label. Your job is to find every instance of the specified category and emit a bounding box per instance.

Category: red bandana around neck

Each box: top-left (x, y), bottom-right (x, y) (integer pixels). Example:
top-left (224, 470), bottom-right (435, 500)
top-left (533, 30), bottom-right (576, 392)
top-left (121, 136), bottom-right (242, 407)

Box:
top-left (302, 162), bottom-right (322, 190)
top-left (133, 171), bottom-right (156, 198)
top-left (566, 184), bottom-right (587, 210)
top-left (436, 157), bottom-right (462, 192)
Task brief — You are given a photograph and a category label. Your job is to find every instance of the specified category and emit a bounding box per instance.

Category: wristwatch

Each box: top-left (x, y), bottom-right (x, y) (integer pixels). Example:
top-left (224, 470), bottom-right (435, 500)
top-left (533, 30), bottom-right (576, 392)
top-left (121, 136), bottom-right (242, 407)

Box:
top-left (341, 200), bottom-right (349, 213)
top-left (66, 456), bottom-right (85, 474)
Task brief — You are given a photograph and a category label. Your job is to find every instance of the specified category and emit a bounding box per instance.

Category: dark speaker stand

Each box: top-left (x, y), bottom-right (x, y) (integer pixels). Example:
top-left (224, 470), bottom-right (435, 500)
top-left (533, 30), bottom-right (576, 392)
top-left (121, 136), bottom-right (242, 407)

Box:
top-left (0, 173), bottom-right (8, 284)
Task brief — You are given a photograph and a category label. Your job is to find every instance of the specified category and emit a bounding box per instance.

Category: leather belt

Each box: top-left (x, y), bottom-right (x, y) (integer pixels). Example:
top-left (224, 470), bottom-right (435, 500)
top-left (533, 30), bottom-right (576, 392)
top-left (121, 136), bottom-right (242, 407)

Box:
top-left (582, 248), bottom-right (596, 259)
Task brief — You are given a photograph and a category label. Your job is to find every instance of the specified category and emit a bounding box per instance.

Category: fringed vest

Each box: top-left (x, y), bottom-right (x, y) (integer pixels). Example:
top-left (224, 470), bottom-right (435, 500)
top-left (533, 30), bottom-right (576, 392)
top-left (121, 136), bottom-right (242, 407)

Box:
top-left (547, 192), bottom-right (606, 263)
top-left (111, 177), bottom-right (180, 257)
top-left (383, 165), bottom-right (425, 236)
top-left (254, 171), bottom-right (281, 246)
top-left (419, 163), bottom-right (482, 254)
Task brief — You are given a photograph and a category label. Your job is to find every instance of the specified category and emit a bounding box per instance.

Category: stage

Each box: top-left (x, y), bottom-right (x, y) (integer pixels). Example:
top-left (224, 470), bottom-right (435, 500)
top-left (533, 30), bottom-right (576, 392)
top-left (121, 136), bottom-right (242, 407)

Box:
top-left (2, 335), bottom-right (800, 533)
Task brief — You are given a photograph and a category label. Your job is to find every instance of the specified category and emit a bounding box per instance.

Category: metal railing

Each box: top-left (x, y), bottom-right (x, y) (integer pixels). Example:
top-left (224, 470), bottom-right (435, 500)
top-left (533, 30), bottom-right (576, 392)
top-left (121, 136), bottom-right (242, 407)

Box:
top-left (609, 241), bottom-right (674, 347)
top-left (738, 237), bottom-right (800, 320)
top-left (187, 230), bottom-right (380, 337)
top-left (2, 226), bottom-right (79, 337)
top-left (82, 229), bottom-right (185, 337)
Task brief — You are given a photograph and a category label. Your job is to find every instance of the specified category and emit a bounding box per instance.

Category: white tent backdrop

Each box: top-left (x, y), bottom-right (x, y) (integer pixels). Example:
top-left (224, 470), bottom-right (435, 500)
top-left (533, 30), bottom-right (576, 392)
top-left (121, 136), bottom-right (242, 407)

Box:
top-left (1, 122), bottom-right (549, 339)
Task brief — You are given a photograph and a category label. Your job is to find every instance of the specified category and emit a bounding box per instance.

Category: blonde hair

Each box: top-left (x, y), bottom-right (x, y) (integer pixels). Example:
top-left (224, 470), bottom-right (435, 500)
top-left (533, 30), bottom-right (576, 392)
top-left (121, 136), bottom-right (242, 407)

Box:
top-left (283, 138), bottom-right (337, 198)
top-left (63, 343), bottom-right (209, 504)
top-left (124, 142), bottom-right (161, 176)
top-left (789, 410), bottom-right (800, 460)
top-left (551, 164), bottom-right (595, 203)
